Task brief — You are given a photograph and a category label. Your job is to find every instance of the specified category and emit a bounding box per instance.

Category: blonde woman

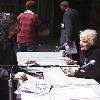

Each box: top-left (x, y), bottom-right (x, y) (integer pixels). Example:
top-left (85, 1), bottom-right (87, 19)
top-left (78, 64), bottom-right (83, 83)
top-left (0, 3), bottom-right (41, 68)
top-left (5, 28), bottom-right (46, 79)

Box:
top-left (65, 29), bottom-right (100, 84)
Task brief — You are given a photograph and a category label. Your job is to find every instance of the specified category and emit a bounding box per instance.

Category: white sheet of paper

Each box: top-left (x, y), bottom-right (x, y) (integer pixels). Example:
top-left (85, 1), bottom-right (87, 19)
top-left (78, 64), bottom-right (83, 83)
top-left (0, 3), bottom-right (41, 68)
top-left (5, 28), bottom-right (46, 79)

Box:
top-left (61, 23), bottom-right (64, 28)
top-left (65, 87), bottom-right (99, 99)
top-left (21, 87), bottom-right (69, 100)
top-left (15, 75), bottom-right (52, 95)
top-left (65, 77), bottom-right (99, 86)
top-left (44, 67), bottom-right (70, 86)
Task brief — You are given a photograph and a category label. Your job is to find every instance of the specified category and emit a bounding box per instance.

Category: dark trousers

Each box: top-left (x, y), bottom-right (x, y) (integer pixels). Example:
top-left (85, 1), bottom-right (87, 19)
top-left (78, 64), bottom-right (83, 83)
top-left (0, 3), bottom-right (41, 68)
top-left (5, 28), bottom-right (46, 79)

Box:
top-left (17, 42), bottom-right (37, 52)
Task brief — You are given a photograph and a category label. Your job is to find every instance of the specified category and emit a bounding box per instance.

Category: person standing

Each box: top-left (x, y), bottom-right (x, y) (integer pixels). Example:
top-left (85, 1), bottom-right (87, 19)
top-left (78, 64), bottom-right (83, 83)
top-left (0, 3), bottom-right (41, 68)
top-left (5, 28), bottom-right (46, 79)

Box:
top-left (0, 12), bottom-right (17, 66)
top-left (0, 12), bottom-right (27, 100)
top-left (60, 1), bottom-right (80, 63)
top-left (17, 0), bottom-right (42, 52)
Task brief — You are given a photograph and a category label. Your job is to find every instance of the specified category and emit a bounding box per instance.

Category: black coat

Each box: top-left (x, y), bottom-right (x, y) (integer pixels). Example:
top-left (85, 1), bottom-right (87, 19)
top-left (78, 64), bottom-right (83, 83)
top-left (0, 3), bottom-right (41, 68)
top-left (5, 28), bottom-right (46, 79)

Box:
top-left (0, 12), bottom-right (18, 100)
top-left (60, 8), bottom-right (80, 45)
top-left (74, 46), bottom-right (100, 83)
top-left (0, 39), bottom-right (18, 100)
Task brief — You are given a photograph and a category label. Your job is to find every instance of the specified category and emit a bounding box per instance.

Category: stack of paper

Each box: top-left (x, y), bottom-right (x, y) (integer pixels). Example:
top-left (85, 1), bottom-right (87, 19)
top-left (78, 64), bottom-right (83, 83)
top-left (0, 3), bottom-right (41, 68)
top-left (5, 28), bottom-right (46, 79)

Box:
top-left (15, 75), bottom-right (52, 95)
top-left (65, 87), bottom-right (99, 100)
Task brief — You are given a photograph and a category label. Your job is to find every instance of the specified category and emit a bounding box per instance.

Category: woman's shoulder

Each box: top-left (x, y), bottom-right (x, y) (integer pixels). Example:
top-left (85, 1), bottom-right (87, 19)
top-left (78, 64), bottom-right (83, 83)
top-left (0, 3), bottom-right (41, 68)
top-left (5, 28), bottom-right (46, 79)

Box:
top-left (94, 46), bottom-right (100, 52)
top-left (92, 47), bottom-right (100, 57)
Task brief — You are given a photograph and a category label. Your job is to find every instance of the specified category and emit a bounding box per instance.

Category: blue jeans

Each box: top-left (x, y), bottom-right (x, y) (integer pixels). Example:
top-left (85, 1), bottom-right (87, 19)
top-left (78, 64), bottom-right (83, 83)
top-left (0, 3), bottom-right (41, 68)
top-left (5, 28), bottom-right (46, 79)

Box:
top-left (17, 42), bottom-right (37, 52)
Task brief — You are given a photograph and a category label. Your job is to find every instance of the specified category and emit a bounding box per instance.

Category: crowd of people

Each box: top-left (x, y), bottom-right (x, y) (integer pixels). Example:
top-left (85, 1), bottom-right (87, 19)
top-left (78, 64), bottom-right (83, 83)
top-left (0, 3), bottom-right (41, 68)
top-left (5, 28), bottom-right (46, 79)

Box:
top-left (0, 12), bottom-right (27, 99)
top-left (59, 0), bottom-right (100, 84)
top-left (0, 0), bottom-right (43, 99)
top-left (0, 0), bottom-right (100, 100)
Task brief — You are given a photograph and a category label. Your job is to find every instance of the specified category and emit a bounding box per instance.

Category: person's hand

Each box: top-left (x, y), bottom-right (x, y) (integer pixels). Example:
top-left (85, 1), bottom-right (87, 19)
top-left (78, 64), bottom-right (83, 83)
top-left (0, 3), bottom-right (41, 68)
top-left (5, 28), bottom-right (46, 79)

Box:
top-left (65, 57), bottom-right (75, 65)
top-left (63, 67), bottom-right (76, 77)
top-left (63, 67), bottom-right (74, 74)
top-left (14, 72), bottom-right (27, 80)
top-left (64, 57), bottom-right (77, 76)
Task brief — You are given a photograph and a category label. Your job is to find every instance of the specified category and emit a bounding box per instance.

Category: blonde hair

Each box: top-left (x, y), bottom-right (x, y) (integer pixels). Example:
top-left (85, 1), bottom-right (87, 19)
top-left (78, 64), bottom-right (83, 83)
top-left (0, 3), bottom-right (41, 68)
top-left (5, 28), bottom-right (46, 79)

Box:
top-left (80, 29), bottom-right (97, 45)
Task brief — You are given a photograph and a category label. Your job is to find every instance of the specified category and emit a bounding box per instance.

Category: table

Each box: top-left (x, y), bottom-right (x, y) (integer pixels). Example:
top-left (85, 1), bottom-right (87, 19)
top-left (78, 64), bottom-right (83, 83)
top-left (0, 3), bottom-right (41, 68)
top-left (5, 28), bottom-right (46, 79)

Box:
top-left (17, 52), bottom-right (67, 67)
top-left (16, 67), bottom-right (100, 100)
top-left (16, 52), bottom-right (100, 100)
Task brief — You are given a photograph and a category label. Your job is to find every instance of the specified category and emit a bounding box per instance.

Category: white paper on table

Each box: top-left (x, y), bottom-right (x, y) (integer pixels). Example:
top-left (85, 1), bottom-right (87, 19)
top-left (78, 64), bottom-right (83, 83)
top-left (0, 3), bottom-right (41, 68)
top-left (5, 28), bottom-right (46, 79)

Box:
top-left (19, 87), bottom-right (69, 100)
top-left (49, 87), bottom-right (70, 100)
top-left (21, 93), bottom-right (50, 100)
top-left (15, 75), bottom-right (52, 95)
top-left (65, 87), bottom-right (99, 100)
top-left (44, 67), bottom-right (70, 86)
top-left (66, 77), bottom-right (99, 86)
top-left (65, 41), bottom-right (77, 54)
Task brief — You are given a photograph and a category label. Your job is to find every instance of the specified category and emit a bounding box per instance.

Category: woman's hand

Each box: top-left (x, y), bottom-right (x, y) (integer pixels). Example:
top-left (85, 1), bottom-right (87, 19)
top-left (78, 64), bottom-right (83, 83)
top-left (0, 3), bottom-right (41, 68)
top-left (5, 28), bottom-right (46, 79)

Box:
top-left (64, 57), bottom-right (78, 76)
top-left (65, 57), bottom-right (76, 65)
top-left (14, 72), bottom-right (27, 80)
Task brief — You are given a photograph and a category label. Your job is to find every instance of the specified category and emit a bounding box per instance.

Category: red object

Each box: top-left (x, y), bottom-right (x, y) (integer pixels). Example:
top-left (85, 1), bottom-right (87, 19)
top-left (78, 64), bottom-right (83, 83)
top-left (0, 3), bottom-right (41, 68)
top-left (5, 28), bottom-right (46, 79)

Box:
top-left (17, 13), bottom-right (40, 44)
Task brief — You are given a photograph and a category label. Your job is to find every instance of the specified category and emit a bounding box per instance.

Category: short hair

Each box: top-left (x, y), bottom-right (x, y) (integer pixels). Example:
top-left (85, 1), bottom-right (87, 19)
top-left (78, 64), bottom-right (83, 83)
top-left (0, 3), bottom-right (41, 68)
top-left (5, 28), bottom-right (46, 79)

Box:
top-left (80, 29), bottom-right (98, 45)
top-left (25, 1), bottom-right (36, 10)
top-left (60, 1), bottom-right (69, 7)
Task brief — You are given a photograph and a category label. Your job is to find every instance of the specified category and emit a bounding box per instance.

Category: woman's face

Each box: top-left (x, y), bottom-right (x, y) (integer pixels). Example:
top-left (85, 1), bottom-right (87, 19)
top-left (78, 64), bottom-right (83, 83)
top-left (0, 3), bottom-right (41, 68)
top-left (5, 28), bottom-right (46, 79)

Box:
top-left (80, 37), bottom-right (92, 51)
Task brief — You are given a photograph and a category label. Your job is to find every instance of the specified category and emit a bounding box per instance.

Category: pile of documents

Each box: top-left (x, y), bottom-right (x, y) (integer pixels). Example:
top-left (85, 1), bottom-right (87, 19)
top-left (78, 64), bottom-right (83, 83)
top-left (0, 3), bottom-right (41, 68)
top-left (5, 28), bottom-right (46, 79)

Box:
top-left (15, 75), bottom-right (52, 96)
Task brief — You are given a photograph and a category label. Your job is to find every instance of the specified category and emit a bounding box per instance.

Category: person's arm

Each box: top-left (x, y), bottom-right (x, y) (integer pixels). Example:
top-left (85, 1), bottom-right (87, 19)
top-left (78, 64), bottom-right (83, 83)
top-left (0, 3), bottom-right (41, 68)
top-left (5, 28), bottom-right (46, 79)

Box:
top-left (14, 72), bottom-right (27, 80)
top-left (74, 49), bottom-right (100, 79)
top-left (0, 67), bottom-right (27, 80)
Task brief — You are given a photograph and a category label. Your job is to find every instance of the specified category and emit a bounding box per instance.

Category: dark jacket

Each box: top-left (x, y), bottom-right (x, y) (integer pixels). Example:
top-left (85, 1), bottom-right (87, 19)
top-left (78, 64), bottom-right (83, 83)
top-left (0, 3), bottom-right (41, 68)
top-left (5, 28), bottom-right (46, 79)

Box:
top-left (74, 46), bottom-right (100, 83)
top-left (0, 12), bottom-right (18, 100)
top-left (60, 8), bottom-right (80, 45)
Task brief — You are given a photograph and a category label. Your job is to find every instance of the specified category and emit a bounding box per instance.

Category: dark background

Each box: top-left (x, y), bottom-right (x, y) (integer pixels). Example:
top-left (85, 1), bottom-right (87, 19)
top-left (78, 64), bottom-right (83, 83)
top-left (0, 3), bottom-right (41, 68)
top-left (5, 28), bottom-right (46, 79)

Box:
top-left (0, 0), bottom-right (100, 38)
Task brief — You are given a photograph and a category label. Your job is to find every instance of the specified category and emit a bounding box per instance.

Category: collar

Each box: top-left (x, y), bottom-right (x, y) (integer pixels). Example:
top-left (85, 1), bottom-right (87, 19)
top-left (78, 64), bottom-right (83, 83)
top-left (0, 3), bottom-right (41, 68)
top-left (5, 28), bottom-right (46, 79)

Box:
top-left (24, 10), bottom-right (34, 15)
top-left (65, 8), bottom-right (69, 12)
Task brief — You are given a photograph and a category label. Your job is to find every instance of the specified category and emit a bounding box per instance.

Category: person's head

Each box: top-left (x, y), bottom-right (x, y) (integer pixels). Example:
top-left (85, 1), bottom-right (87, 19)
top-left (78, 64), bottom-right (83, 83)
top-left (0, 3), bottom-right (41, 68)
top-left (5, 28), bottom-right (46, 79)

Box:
top-left (25, 0), bottom-right (36, 11)
top-left (80, 29), bottom-right (97, 51)
top-left (60, 1), bottom-right (69, 12)
top-left (0, 13), bottom-right (17, 38)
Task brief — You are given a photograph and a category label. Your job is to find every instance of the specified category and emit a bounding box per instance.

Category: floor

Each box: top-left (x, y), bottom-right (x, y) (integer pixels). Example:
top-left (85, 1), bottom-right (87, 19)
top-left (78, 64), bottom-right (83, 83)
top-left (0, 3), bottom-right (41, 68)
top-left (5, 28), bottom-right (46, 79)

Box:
top-left (37, 36), bottom-right (60, 52)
